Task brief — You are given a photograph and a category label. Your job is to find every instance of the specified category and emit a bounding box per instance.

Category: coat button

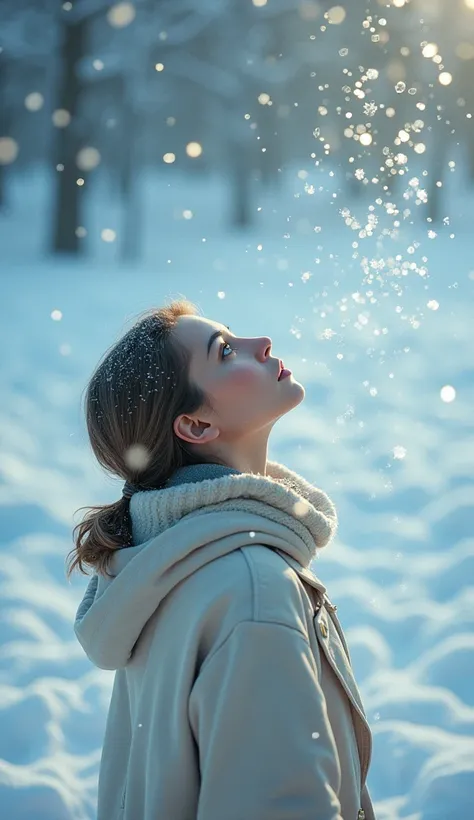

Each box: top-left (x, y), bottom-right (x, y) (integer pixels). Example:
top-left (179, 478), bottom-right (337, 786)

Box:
top-left (320, 621), bottom-right (328, 638)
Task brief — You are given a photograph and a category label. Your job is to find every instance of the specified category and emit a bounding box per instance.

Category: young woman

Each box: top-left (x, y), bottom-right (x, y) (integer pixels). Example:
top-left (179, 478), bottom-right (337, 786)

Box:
top-left (69, 298), bottom-right (376, 820)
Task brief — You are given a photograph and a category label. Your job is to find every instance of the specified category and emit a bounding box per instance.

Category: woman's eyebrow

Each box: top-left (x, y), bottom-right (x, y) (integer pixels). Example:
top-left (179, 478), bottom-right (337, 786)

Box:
top-left (207, 326), bottom-right (230, 358)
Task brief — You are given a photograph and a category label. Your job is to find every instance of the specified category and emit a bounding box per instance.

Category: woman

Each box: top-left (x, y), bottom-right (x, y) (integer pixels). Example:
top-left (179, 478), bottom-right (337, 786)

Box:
top-left (69, 298), bottom-right (376, 820)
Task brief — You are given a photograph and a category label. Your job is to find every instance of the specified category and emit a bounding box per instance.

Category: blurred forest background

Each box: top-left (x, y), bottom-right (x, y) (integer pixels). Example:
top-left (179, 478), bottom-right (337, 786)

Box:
top-left (2, 0), bottom-right (474, 261)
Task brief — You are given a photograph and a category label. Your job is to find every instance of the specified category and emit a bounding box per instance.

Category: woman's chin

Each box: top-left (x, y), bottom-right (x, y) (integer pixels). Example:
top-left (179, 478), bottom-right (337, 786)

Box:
top-left (284, 380), bottom-right (306, 408)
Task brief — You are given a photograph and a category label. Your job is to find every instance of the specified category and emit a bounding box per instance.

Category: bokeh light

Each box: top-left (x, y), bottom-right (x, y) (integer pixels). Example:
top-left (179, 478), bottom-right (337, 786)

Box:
top-left (52, 109), bottom-right (71, 127)
top-left (326, 6), bottom-right (346, 24)
top-left (186, 142), bottom-right (202, 158)
top-left (0, 137), bottom-right (19, 165)
top-left (24, 93), bottom-right (44, 111)
top-left (107, 2), bottom-right (136, 28)
top-left (76, 147), bottom-right (101, 171)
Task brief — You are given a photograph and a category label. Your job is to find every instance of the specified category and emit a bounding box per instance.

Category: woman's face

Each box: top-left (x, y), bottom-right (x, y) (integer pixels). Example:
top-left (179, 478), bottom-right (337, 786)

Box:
top-left (171, 314), bottom-right (305, 472)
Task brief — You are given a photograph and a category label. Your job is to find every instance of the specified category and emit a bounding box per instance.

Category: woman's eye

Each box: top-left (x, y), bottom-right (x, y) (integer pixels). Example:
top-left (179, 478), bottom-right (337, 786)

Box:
top-left (221, 342), bottom-right (234, 359)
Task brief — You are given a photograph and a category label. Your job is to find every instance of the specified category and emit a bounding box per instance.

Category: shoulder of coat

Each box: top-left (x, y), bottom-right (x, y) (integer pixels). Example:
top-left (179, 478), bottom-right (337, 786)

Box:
top-left (239, 545), bottom-right (315, 634)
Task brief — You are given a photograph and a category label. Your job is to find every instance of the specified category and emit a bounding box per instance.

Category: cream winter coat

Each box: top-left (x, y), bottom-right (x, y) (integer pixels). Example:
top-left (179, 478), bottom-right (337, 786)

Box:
top-left (74, 460), bottom-right (376, 820)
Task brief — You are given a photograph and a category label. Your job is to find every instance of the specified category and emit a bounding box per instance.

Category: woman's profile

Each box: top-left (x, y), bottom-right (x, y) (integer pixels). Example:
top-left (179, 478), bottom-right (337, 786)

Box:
top-left (68, 297), bottom-right (376, 820)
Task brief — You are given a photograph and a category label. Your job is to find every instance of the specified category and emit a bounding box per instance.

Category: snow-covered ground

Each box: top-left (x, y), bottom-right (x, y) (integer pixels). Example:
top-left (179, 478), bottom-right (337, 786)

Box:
top-left (0, 162), bottom-right (473, 819)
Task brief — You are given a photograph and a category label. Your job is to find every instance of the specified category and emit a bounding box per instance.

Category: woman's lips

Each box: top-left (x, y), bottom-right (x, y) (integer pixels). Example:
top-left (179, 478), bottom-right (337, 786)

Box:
top-left (278, 367), bottom-right (292, 381)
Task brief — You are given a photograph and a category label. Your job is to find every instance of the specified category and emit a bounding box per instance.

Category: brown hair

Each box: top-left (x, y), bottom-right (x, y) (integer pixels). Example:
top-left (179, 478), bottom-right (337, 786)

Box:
top-left (66, 297), bottom-right (216, 581)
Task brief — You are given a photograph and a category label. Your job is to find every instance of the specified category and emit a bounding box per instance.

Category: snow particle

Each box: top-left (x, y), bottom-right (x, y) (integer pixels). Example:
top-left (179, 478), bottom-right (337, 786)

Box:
top-left (393, 446), bottom-right (407, 460)
top-left (395, 82), bottom-right (406, 94)
top-left (293, 500), bottom-right (310, 518)
top-left (427, 300), bottom-right (439, 310)
top-left (124, 444), bottom-right (151, 471)
top-left (163, 152), bottom-right (176, 164)
top-left (422, 43), bottom-right (438, 59)
top-left (51, 310), bottom-right (63, 321)
top-left (440, 385), bottom-right (456, 403)
top-left (439, 72), bottom-right (453, 86)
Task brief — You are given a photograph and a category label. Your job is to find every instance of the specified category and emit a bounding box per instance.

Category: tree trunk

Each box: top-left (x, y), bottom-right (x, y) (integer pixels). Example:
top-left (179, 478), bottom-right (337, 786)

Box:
top-left (51, 16), bottom-right (86, 254)
top-left (120, 103), bottom-right (141, 262)
top-left (229, 140), bottom-right (251, 228)
top-left (0, 55), bottom-right (10, 211)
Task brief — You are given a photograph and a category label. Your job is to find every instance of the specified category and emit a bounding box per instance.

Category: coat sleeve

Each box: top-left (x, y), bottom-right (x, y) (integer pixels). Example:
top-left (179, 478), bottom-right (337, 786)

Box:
top-left (188, 619), bottom-right (344, 820)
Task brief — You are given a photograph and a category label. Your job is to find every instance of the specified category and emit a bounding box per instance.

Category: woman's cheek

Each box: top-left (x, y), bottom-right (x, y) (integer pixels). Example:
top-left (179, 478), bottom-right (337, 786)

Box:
top-left (231, 368), bottom-right (262, 388)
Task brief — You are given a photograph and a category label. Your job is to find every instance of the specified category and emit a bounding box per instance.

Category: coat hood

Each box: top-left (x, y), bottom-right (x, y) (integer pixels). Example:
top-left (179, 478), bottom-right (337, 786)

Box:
top-left (74, 460), bottom-right (338, 670)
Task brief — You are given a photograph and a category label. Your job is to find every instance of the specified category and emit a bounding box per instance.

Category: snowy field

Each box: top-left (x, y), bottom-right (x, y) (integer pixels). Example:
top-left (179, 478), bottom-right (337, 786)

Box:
top-left (0, 162), bottom-right (473, 820)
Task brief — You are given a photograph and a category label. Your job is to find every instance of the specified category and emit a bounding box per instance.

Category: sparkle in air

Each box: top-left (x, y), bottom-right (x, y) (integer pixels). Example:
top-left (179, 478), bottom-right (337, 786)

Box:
top-left (393, 446), bottom-right (407, 460)
top-left (440, 386), bottom-right (456, 403)
top-left (101, 229), bottom-right (117, 243)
